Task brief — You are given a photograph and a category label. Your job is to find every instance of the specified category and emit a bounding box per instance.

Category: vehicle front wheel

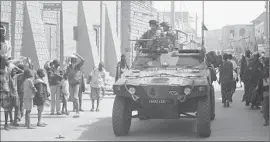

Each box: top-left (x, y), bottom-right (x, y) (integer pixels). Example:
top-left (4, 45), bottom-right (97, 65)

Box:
top-left (112, 96), bottom-right (132, 136)
top-left (196, 95), bottom-right (211, 137)
top-left (210, 86), bottom-right (215, 120)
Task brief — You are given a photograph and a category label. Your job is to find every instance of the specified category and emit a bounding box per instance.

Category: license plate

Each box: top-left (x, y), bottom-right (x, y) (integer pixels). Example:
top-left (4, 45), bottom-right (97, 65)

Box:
top-left (148, 99), bottom-right (173, 104)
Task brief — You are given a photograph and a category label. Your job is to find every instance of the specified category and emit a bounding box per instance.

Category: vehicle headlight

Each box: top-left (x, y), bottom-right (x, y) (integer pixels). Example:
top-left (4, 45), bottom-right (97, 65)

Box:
top-left (198, 86), bottom-right (205, 91)
top-left (128, 87), bottom-right (136, 94)
top-left (184, 87), bottom-right (191, 95)
top-left (161, 61), bottom-right (168, 66)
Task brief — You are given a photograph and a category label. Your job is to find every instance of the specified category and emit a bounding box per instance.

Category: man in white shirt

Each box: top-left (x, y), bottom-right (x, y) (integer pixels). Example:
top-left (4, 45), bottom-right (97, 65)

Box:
top-left (0, 25), bottom-right (12, 59)
top-left (88, 62), bottom-right (106, 112)
top-left (228, 54), bottom-right (238, 100)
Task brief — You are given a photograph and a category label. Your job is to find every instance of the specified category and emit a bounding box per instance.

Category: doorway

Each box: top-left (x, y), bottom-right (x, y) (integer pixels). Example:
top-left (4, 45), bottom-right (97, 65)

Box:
top-left (44, 23), bottom-right (58, 61)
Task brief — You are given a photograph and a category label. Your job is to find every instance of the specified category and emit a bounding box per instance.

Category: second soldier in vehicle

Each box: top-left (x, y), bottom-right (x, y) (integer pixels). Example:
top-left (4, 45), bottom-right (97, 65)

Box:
top-left (160, 22), bottom-right (176, 48)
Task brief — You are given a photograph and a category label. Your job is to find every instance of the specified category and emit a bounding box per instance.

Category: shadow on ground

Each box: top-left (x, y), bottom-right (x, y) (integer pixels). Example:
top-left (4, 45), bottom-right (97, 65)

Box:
top-left (76, 117), bottom-right (205, 141)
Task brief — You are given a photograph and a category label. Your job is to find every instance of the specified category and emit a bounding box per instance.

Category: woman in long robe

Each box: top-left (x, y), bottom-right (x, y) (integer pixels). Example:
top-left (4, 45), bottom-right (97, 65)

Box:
top-left (219, 53), bottom-right (234, 107)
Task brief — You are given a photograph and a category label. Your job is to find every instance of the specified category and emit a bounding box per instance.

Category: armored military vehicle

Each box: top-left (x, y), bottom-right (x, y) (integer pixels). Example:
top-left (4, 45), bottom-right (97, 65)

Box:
top-left (112, 39), bottom-right (215, 137)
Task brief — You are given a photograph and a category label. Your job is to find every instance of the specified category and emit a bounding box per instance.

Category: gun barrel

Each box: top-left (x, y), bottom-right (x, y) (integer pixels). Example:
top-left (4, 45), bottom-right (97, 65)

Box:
top-left (129, 39), bottom-right (153, 41)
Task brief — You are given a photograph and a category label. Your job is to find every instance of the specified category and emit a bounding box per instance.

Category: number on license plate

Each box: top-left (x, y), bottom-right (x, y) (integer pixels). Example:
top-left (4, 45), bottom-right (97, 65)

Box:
top-left (148, 99), bottom-right (172, 104)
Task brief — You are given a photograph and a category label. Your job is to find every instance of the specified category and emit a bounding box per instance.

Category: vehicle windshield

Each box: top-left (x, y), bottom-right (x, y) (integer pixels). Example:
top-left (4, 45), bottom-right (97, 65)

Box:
top-left (131, 52), bottom-right (203, 70)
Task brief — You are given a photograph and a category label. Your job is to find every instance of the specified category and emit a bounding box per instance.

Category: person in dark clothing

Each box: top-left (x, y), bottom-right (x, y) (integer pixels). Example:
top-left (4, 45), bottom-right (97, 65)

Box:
top-left (74, 73), bottom-right (86, 112)
top-left (0, 55), bottom-right (11, 130)
top-left (160, 22), bottom-right (177, 48)
top-left (16, 64), bottom-right (26, 119)
top-left (245, 53), bottom-right (263, 109)
top-left (115, 54), bottom-right (129, 82)
top-left (219, 53), bottom-right (234, 107)
top-left (34, 69), bottom-right (50, 127)
top-left (66, 54), bottom-right (85, 117)
top-left (258, 57), bottom-right (269, 126)
top-left (47, 59), bottom-right (62, 115)
top-left (240, 50), bottom-right (251, 105)
top-left (8, 67), bottom-right (23, 126)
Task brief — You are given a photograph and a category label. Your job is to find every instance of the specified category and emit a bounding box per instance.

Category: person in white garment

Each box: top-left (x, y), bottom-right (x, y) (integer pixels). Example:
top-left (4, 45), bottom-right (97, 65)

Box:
top-left (88, 62), bottom-right (106, 112)
top-left (0, 25), bottom-right (12, 59)
top-left (228, 54), bottom-right (238, 102)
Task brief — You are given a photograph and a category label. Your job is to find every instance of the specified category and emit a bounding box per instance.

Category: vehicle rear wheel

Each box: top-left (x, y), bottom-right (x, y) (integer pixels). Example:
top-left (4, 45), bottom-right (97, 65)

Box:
top-left (197, 95), bottom-right (211, 137)
top-left (112, 96), bottom-right (132, 136)
top-left (210, 86), bottom-right (215, 120)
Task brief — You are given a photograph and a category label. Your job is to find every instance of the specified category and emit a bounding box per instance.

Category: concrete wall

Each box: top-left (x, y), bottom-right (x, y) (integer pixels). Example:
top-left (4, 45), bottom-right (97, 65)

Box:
top-left (62, 1), bottom-right (78, 57)
top-left (61, 1), bottom-right (121, 76)
top-left (21, 1), bottom-right (50, 68)
top-left (77, 1), bottom-right (100, 74)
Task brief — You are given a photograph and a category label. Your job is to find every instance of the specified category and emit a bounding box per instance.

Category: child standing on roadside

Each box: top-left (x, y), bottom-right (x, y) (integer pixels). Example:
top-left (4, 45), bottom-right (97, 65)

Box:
top-left (34, 69), bottom-right (50, 127)
top-left (60, 71), bottom-right (70, 115)
top-left (23, 69), bottom-right (37, 129)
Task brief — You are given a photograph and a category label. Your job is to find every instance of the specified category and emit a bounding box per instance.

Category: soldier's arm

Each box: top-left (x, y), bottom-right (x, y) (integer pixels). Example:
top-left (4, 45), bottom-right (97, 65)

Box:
top-left (135, 31), bottom-right (148, 48)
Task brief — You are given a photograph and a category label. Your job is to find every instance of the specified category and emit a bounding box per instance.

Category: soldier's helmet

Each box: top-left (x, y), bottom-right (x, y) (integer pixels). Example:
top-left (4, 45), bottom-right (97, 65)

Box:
top-left (160, 22), bottom-right (170, 28)
top-left (149, 20), bottom-right (158, 26)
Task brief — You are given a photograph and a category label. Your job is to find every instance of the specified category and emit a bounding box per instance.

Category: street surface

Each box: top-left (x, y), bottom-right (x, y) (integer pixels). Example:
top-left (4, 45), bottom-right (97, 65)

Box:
top-left (1, 83), bottom-right (269, 141)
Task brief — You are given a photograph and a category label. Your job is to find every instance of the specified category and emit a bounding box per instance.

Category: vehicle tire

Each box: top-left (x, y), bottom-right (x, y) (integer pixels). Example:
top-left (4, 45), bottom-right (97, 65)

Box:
top-left (197, 95), bottom-right (211, 137)
top-left (210, 86), bottom-right (215, 120)
top-left (112, 96), bottom-right (132, 136)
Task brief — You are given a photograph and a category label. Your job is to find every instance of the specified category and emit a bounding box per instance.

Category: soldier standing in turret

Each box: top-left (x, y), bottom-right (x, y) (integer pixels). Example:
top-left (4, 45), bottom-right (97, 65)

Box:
top-left (160, 22), bottom-right (176, 48)
top-left (135, 20), bottom-right (160, 50)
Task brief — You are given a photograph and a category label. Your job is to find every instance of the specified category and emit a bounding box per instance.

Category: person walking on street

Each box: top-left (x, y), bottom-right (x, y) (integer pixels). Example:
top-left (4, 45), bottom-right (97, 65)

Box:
top-left (228, 54), bottom-right (238, 101)
top-left (219, 53), bottom-right (234, 107)
top-left (88, 62), bottom-right (106, 112)
top-left (115, 54), bottom-right (129, 82)
top-left (258, 57), bottom-right (269, 126)
top-left (66, 54), bottom-right (85, 117)
top-left (34, 69), bottom-right (50, 127)
top-left (48, 59), bottom-right (62, 115)
top-left (245, 53), bottom-right (263, 109)
top-left (240, 50), bottom-right (251, 105)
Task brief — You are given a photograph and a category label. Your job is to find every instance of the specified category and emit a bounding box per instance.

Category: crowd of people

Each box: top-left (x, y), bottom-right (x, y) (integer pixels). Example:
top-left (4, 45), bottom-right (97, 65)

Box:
top-left (0, 53), bottom-right (110, 130)
top-left (218, 50), bottom-right (269, 126)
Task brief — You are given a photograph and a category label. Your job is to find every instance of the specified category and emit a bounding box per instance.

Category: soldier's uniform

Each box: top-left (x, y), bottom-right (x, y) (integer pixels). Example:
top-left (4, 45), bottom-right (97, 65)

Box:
top-left (135, 20), bottom-right (160, 49)
top-left (160, 22), bottom-right (176, 48)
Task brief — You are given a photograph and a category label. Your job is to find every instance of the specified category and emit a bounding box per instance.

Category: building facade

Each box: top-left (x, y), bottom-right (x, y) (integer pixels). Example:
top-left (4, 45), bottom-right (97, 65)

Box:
top-left (1, 1), bottom-right (162, 77)
top-left (222, 24), bottom-right (256, 52)
top-left (252, 12), bottom-right (268, 52)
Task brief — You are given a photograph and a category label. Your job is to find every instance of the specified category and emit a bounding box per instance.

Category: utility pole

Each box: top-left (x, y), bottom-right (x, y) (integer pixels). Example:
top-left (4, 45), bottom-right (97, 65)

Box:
top-left (171, 1), bottom-right (175, 29)
top-left (195, 13), bottom-right (198, 37)
top-left (201, 1), bottom-right (205, 48)
top-left (265, 0), bottom-right (269, 49)
top-left (60, 0), bottom-right (64, 66)
top-left (100, 1), bottom-right (103, 62)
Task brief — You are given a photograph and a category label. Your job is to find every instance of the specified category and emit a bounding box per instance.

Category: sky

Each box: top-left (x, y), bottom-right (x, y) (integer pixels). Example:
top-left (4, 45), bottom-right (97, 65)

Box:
top-left (153, 1), bottom-right (266, 35)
